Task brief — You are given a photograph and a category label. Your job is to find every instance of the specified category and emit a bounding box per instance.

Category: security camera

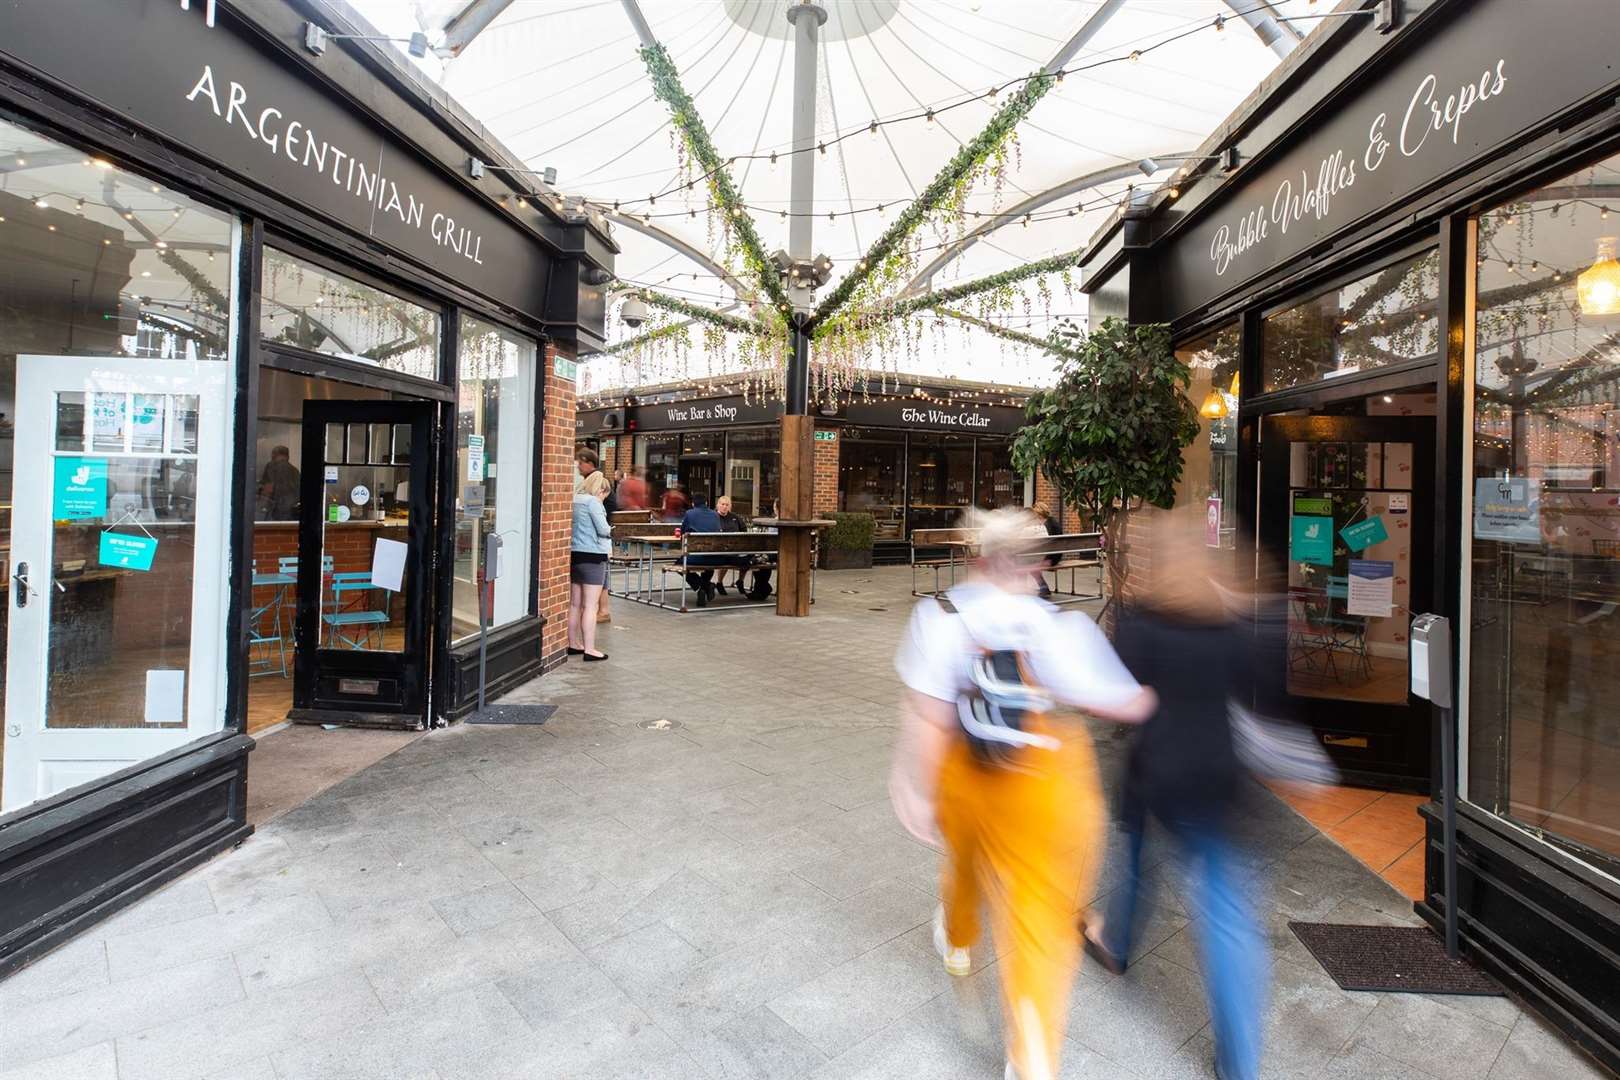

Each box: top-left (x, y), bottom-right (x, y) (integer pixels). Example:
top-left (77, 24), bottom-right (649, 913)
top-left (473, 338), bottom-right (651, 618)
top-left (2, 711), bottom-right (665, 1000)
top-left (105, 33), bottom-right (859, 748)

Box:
top-left (620, 297), bottom-right (649, 329)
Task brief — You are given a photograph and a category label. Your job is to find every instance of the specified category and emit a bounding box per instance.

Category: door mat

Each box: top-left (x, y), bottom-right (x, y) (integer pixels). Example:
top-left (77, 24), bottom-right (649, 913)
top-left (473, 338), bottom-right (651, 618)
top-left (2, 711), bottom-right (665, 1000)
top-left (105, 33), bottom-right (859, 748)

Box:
top-left (465, 704), bottom-right (556, 726)
top-left (1289, 923), bottom-right (1502, 996)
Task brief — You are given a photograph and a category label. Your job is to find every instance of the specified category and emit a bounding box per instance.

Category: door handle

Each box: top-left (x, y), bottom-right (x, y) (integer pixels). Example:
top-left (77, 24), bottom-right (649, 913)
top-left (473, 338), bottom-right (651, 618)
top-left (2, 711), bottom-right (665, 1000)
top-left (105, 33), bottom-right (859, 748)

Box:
top-left (12, 561), bottom-right (29, 607)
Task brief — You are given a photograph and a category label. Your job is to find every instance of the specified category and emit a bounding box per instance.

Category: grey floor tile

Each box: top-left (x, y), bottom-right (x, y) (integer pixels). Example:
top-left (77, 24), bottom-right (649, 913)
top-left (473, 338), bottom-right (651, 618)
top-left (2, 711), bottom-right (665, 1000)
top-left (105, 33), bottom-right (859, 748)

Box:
top-left (768, 937), bottom-right (955, 1054)
top-left (1069, 953), bottom-right (1211, 1075)
top-left (1343, 992), bottom-right (1513, 1080)
top-left (0, 955), bottom-right (242, 1072)
top-left (234, 897), bottom-right (456, 996)
top-left (114, 969), bottom-right (384, 1080)
top-left (89, 879), bottom-right (218, 941)
top-left (587, 921), bottom-right (706, 998)
top-left (496, 949), bottom-right (626, 1028)
top-left (362, 913), bottom-right (576, 1012)
top-left (1321, 1042), bottom-right (1442, 1079)
top-left (104, 894), bottom-right (332, 982)
top-left (704, 1005), bottom-right (830, 1080)
top-left (0, 933), bottom-right (109, 1010)
top-left (271, 983), bottom-right (528, 1080)
top-left (0, 1042), bottom-right (117, 1080)
top-left (1488, 1013), bottom-right (1612, 1079)
top-left (431, 880), bottom-right (541, 937)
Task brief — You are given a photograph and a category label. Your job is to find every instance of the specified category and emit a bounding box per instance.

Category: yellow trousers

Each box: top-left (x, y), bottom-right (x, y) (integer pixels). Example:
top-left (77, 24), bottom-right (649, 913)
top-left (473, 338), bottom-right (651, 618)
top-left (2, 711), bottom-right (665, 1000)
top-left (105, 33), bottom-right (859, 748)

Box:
top-left (936, 723), bottom-right (1104, 1080)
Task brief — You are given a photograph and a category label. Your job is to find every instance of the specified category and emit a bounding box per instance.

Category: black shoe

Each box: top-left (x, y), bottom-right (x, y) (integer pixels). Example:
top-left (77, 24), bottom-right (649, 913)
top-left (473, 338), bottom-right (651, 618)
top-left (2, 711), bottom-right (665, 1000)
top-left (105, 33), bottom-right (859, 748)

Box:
top-left (1082, 931), bottom-right (1127, 975)
top-left (704, 583), bottom-right (717, 604)
top-left (694, 586), bottom-right (708, 607)
top-left (583, 652), bottom-right (609, 662)
top-left (715, 582), bottom-right (729, 596)
top-left (567, 647), bottom-right (584, 656)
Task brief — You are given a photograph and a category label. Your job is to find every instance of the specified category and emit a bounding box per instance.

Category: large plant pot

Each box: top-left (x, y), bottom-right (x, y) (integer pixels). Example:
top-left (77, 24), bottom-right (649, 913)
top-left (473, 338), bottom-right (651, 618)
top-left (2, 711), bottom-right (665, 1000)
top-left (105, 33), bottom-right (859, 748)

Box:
top-left (820, 547), bottom-right (874, 571)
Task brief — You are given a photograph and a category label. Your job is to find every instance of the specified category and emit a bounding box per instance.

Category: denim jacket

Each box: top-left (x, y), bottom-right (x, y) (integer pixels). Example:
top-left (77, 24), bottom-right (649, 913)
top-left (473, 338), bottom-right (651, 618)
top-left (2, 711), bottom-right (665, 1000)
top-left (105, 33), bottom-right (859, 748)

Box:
top-left (571, 492), bottom-right (612, 554)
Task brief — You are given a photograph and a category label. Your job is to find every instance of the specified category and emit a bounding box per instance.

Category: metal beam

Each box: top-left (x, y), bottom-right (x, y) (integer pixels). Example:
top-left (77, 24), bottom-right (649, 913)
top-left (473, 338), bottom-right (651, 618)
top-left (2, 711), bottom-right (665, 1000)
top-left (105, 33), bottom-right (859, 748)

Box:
top-left (439, 0), bottom-right (517, 56)
top-left (902, 154), bottom-right (1194, 294)
top-left (1221, 0), bottom-right (1296, 59)
top-left (601, 211), bottom-right (753, 301)
top-left (1043, 0), bottom-right (1128, 73)
top-left (619, 0), bottom-right (657, 48)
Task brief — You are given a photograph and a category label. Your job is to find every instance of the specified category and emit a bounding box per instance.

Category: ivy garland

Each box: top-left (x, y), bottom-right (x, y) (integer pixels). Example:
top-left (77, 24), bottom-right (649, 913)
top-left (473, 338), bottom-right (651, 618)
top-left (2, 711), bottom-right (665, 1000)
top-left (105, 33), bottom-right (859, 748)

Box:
top-left (640, 43), bottom-right (792, 315)
top-left (936, 306), bottom-right (1081, 359)
top-left (812, 69), bottom-right (1055, 323)
top-left (879, 248), bottom-right (1082, 324)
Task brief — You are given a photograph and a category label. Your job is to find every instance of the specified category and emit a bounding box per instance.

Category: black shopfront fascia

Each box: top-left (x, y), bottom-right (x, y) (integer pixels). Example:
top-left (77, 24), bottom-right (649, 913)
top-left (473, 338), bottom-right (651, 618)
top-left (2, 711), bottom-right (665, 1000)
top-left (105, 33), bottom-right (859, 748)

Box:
top-left (0, 1), bottom-right (607, 977)
top-left (1085, 0), bottom-right (1620, 1067)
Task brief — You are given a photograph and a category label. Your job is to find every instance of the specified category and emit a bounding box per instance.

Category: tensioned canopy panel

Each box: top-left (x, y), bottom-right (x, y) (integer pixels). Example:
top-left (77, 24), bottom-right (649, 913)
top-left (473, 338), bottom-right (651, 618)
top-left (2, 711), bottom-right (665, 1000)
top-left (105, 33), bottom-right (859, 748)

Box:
top-left (354, 0), bottom-right (1315, 386)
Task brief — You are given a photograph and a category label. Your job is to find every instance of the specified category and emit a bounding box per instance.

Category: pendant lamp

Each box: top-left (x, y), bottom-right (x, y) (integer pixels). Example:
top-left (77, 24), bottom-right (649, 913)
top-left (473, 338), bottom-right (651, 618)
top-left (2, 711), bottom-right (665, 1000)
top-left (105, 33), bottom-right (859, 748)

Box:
top-left (1200, 388), bottom-right (1228, 419)
top-left (1577, 236), bottom-right (1620, 316)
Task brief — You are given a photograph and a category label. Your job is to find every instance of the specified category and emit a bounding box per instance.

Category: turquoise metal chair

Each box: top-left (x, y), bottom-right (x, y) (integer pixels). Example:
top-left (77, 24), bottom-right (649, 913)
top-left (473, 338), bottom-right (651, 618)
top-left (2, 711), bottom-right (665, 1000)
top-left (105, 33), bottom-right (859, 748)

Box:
top-left (248, 559), bottom-right (289, 677)
top-left (323, 571), bottom-right (393, 650)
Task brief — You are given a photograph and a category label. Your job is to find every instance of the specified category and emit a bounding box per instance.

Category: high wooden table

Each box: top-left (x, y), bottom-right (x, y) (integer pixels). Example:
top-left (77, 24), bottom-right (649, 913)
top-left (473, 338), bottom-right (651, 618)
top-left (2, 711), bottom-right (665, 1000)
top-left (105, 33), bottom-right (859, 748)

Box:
top-left (750, 518), bottom-right (834, 617)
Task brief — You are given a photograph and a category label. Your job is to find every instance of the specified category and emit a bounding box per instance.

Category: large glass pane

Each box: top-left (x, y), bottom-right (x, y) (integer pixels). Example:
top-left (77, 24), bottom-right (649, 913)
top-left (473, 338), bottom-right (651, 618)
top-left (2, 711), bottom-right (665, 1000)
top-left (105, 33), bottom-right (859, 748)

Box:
top-left (1175, 323), bottom-right (1241, 547)
top-left (974, 439), bottom-right (1025, 511)
top-left (260, 248), bottom-right (440, 379)
top-left (1466, 150), bottom-right (1620, 870)
top-left (839, 428), bottom-right (905, 541)
top-left (1262, 249), bottom-right (1440, 392)
top-left (0, 118), bottom-right (235, 812)
top-left (907, 433), bottom-right (973, 533)
top-left (643, 436), bottom-right (679, 514)
top-left (452, 315), bottom-right (536, 643)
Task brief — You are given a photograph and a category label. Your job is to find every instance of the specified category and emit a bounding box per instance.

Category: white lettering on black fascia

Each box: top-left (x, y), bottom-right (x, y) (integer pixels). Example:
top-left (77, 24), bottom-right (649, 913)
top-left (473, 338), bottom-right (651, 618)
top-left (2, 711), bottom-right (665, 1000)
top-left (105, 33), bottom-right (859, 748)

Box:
top-left (1206, 57), bottom-right (1508, 277)
top-left (183, 64), bottom-right (485, 266)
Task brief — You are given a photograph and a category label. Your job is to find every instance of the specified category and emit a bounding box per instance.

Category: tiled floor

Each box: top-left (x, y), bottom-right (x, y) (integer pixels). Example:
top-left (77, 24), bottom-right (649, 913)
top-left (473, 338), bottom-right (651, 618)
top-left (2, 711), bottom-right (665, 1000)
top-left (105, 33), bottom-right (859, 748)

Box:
top-left (1267, 782), bottom-right (1428, 900)
top-left (0, 567), bottom-right (1607, 1080)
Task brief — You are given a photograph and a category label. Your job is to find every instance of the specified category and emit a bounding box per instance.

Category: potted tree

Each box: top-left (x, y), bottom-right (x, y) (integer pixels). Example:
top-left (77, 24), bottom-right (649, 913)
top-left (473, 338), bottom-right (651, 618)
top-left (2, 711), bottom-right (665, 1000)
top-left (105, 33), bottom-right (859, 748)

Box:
top-left (1011, 317), bottom-right (1200, 622)
top-left (819, 511), bottom-right (876, 570)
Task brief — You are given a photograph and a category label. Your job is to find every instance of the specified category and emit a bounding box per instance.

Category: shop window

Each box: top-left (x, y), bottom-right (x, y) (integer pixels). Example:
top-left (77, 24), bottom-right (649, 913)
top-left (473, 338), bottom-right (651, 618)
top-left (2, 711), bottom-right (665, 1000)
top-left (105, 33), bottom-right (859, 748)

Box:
top-left (451, 316), bottom-right (536, 643)
top-left (261, 248), bottom-right (440, 380)
top-left (1175, 323), bottom-right (1241, 547)
top-left (1465, 150), bottom-right (1620, 871)
top-left (642, 435), bottom-right (678, 512)
top-left (839, 428), bottom-right (904, 541)
top-left (974, 439), bottom-right (1025, 511)
top-left (724, 426), bottom-right (780, 520)
top-left (0, 119), bottom-right (236, 814)
top-left (907, 432), bottom-right (974, 533)
top-left (1262, 249), bottom-right (1440, 393)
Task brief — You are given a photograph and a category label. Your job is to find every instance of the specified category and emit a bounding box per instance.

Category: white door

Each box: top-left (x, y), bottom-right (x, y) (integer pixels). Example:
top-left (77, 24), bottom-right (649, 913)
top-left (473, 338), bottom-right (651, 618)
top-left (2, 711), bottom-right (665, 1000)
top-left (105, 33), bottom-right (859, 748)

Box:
top-left (3, 356), bottom-right (230, 812)
top-left (729, 459), bottom-right (761, 518)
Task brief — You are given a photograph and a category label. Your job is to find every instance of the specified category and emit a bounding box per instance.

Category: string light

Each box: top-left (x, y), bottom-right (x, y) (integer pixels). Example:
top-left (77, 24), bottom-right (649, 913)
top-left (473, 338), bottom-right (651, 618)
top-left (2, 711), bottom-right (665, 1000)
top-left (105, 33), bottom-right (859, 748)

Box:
top-left (817, 142), bottom-right (827, 156)
top-left (925, 109), bottom-right (935, 124)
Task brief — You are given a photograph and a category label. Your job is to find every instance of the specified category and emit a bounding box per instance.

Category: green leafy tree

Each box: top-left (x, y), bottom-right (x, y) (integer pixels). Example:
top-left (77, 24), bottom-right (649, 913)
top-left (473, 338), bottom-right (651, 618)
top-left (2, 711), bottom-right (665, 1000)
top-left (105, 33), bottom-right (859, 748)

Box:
top-left (1011, 317), bottom-right (1200, 614)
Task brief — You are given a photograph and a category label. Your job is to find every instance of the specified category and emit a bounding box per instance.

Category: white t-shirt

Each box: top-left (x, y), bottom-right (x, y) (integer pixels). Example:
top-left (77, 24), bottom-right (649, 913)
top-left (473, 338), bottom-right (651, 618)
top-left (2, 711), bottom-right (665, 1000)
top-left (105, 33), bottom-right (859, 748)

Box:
top-left (894, 582), bottom-right (1142, 712)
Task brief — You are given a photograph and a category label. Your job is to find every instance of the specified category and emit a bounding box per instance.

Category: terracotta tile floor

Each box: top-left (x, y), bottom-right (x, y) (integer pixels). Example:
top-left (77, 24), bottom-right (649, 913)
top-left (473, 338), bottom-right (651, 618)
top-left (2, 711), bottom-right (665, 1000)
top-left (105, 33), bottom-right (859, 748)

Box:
top-left (1266, 779), bottom-right (1428, 900)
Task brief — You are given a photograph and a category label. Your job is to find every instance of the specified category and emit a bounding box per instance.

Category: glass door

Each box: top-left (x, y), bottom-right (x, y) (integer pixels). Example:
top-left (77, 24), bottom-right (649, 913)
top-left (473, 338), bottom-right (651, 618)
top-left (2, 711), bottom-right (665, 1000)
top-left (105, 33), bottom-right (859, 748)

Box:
top-left (3, 356), bottom-right (229, 811)
top-left (293, 399), bottom-right (433, 722)
top-left (1259, 413), bottom-right (1436, 788)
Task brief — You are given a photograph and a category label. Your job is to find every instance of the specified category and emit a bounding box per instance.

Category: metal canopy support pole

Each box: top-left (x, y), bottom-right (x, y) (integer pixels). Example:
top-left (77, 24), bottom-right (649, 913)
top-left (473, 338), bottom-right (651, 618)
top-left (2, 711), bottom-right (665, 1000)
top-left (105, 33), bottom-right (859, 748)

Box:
top-left (777, 1), bottom-right (825, 616)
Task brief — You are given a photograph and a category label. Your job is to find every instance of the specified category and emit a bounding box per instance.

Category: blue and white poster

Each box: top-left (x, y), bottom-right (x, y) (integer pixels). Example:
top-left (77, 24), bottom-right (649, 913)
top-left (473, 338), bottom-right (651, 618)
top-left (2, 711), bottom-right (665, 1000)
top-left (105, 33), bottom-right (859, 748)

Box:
top-left (1346, 559), bottom-right (1395, 618)
top-left (99, 531), bottom-right (159, 571)
top-left (52, 457), bottom-right (108, 520)
top-left (1474, 478), bottom-right (1540, 543)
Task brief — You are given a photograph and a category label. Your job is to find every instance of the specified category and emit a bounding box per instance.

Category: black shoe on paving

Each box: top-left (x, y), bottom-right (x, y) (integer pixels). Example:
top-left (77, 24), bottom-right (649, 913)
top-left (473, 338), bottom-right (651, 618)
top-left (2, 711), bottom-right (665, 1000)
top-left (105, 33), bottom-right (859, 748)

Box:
top-left (567, 647), bottom-right (584, 655)
top-left (694, 586), bottom-right (708, 607)
top-left (715, 582), bottom-right (728, 596)
top-left (583, 652), bottom-right (609, 662)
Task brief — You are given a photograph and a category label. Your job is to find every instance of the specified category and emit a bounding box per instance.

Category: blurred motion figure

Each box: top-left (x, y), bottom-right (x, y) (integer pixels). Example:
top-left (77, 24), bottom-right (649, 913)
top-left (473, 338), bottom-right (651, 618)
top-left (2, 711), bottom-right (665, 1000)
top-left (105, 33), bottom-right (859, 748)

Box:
top-left (891, 508), bottom-right (1155, 1080)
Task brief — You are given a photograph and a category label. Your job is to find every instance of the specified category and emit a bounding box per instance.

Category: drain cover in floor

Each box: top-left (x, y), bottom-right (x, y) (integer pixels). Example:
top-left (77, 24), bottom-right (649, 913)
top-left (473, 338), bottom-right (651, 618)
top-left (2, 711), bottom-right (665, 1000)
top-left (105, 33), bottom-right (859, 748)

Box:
top-left (465, 704), bottom-right (556, 726)
top-left (1289, 923), bottom-right (1501, 996)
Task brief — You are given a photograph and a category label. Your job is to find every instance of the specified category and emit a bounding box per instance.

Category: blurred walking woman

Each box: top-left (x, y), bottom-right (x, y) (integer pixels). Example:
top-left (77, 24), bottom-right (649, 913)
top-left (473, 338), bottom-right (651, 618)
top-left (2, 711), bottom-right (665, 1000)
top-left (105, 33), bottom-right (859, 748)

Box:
top-left (1086, 518), bottom-right (1267, 1080)
top-left (891, 509), bottom-right (1154, 1080)
top-left (569, 485), bottom-right (612, 661)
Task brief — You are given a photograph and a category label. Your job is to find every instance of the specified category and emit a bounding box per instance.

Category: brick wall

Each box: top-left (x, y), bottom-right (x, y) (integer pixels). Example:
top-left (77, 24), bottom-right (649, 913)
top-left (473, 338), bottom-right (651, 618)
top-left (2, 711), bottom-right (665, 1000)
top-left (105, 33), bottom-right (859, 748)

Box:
top-left (812, 427), bottom-right (839, 516)
top-left (540, 345), bottom-right (576, 665)
top-left (1032, 471), bottom-right (1085, 533)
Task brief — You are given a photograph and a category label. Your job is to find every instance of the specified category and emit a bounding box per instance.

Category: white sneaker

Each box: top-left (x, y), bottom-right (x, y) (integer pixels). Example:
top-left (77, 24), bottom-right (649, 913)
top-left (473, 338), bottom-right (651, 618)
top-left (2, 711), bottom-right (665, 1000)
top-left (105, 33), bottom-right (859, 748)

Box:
top-left (933, 904), bottom-right (971, 977)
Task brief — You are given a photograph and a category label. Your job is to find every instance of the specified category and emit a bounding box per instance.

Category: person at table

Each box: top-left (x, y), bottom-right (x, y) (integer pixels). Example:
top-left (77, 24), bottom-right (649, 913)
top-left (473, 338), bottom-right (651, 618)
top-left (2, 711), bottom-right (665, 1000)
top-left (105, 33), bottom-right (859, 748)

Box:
top-left (678, 493), bottom-right (729, 606)
top-left (713, 494), bottom-right (746, 596)
top-left (258, 445), bottom-right (299, 520)
top-left (1029, 501), bottom-right (1061, 598)
top-left (617, 466), bottom-right (649, 511)
top-left (661, 482), bottom-right (690, 521)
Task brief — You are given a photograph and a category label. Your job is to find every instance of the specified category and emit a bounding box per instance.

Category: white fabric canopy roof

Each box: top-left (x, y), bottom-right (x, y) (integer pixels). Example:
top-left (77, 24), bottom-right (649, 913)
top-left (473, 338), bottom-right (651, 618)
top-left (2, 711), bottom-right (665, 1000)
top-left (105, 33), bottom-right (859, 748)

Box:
top-left (353, 0), bottom-right (1314, 389)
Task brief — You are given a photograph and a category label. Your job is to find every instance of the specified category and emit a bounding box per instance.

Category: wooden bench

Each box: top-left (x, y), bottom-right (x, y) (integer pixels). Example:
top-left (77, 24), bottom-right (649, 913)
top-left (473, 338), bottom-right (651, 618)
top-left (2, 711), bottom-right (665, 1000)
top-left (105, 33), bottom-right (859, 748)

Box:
top-left (610, 509), bottom-right (654, 525)
top-left (910, 527), bottom-right (980, 596)
top-left (637, 531), bottom-right (816, 613)
top-left (1027, 532), bottom-right (1104, 604)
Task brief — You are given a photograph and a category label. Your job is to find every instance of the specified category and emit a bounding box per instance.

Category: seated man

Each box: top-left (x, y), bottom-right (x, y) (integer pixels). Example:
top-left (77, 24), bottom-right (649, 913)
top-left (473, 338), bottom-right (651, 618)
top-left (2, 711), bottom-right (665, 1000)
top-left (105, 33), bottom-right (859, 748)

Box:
top-left (679, 494), bottom-right (731, 606)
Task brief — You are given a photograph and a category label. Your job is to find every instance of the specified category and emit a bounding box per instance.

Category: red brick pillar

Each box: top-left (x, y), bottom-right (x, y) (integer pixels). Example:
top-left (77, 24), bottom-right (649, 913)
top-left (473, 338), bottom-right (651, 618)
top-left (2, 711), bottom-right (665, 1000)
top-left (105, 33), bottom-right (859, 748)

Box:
top-left (540, 344), bottom-right (576, 667)
top-left (812, 426), bottom-right (839, 516)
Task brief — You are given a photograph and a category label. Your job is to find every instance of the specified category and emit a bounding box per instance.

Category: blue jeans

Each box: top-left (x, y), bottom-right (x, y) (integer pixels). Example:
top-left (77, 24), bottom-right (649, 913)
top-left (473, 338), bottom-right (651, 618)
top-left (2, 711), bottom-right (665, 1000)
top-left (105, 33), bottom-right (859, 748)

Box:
top-left (1102, 809), bottom-right (1268, 1080)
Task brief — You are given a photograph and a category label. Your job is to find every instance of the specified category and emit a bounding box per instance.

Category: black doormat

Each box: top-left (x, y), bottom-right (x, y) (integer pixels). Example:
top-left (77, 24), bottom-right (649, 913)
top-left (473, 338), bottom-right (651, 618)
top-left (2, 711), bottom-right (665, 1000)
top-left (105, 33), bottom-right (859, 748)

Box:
top-left (1289, 923), bottom-right (1502, 996)
top-left (465, 704), bottom-right (556, 726)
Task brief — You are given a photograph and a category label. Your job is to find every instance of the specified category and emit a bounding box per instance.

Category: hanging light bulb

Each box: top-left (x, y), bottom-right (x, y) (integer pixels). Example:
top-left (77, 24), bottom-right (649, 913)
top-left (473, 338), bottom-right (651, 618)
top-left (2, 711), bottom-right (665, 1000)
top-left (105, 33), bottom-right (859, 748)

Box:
top-left (817, 142), bottom-right (827, 156)
top-left (769, 151), bottom-right (778, 169)
top-left (925, 108), bottom-right (935, 124)
top-left (868, 121), bottom-right (878, 138)
top-left (1577, 236), bottom-right (1620, 316)
top-left (1054, 70), bottom-right (1064, 86)
top-left (1128, 50), bottom-right (1141, 62)
top-left (1213, 14), bottom-right (1226, 32)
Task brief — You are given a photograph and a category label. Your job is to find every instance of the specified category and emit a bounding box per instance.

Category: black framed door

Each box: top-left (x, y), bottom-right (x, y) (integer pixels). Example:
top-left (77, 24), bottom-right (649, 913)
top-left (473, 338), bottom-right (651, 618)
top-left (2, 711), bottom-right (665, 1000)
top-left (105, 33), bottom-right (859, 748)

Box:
top-left (293, 399), bottom-right (435, 725)
top-left (1259, 413), bottom-right (1436, 789)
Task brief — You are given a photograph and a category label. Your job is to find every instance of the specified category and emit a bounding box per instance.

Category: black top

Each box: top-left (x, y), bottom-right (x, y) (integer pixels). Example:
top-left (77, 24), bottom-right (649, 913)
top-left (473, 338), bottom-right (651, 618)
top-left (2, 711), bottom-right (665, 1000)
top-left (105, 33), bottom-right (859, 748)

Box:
top-left (1114, 605), bottom-right (1253, 832)
top-left (717, 511), bottom-right (745, 533)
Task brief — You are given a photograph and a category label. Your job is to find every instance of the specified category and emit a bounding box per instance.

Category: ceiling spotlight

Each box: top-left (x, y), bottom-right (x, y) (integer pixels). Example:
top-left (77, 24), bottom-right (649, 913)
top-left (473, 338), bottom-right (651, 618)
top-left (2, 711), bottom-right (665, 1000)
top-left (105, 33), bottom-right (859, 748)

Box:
top-left (156, 240), bottom-right (167, 249)
top-left (1138, 158), bottom-right (1160, 176)
top-left (33, 197), bottom-right (48, 209)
